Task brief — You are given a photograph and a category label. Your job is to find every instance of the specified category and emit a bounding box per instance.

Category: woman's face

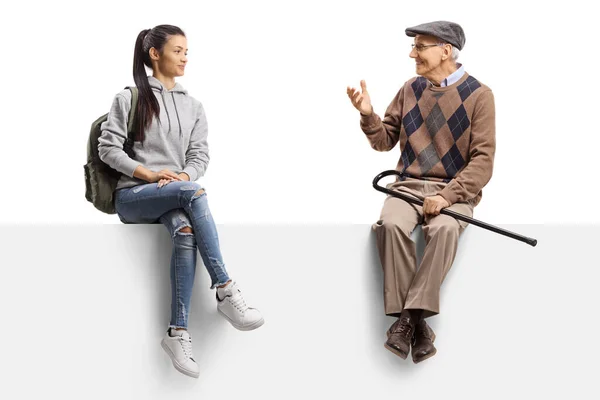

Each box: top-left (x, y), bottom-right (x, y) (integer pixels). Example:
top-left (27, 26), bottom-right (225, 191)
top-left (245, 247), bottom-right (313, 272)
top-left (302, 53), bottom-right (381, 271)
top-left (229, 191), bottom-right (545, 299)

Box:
top-left (152, 34), bottom-right (188, 78)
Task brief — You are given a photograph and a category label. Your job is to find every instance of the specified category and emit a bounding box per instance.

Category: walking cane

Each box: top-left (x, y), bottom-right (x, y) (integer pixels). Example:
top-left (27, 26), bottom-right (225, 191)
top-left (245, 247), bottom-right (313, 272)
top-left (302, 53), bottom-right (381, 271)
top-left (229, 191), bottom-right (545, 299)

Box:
top-left (373, 170), bottom-right (538, 247)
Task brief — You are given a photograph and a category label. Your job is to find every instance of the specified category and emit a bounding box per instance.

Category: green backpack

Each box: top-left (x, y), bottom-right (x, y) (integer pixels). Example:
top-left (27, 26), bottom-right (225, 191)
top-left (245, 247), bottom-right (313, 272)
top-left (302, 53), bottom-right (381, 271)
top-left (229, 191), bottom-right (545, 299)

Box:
top-left (84, 87), bottom-right (138, 214)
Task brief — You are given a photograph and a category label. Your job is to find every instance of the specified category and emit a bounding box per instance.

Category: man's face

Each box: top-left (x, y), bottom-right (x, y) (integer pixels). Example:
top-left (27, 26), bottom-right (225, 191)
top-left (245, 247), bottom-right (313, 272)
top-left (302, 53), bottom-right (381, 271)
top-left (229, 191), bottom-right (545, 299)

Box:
top-left (409, 34), bottom-right (444, 78)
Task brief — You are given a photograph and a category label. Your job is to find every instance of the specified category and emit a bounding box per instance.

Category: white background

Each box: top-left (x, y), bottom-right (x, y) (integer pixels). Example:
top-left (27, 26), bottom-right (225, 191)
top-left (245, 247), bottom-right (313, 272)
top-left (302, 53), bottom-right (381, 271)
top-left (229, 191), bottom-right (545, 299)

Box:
top-left (1, 2), bottom-right (598, 398)
top-left (0, 0), bottom-right (597, 224)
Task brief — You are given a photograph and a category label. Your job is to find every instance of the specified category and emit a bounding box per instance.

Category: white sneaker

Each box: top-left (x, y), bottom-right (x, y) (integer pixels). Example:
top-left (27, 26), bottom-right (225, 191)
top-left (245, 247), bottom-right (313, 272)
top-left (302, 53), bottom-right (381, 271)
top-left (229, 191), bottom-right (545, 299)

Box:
top-left (160, 329), bottom-right (200, 378)
top-left (216, 281), bottom-right (264, 331)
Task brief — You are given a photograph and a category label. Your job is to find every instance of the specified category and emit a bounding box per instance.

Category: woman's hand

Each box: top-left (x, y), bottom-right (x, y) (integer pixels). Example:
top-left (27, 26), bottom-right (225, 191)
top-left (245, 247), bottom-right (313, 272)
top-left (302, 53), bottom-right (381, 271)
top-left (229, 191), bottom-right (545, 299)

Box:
top-left (158, 172), bottom-right (190, 187)
top-left (133, 166), bottom-right (185, 186)
top-left (157, 178), bottom-right (173, 188)
top-left (133, 166), bottom-right (182, 184)
top-left (151, 169), bottom-right (182, 187)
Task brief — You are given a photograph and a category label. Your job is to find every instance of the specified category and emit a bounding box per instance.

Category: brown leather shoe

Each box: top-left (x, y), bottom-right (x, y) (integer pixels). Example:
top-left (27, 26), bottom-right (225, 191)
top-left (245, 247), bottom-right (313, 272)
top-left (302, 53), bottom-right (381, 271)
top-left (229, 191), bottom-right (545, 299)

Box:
top-left (384, 310), bottom-right (415, 359)
top-left (411, 319), bottom-right (437, 364)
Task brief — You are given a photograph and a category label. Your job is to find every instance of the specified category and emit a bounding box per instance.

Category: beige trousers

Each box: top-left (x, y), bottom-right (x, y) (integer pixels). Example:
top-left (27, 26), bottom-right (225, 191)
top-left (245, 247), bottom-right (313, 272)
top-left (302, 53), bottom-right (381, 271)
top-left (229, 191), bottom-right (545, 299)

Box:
top-left (373, 179), bottom-right (474, 318)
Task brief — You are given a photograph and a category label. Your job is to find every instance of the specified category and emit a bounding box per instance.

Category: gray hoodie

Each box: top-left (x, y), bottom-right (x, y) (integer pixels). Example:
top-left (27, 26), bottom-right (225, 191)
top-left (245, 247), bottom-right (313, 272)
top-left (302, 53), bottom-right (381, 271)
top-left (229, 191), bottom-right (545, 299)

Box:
top-left (98, 76), bottom-right (209, 190)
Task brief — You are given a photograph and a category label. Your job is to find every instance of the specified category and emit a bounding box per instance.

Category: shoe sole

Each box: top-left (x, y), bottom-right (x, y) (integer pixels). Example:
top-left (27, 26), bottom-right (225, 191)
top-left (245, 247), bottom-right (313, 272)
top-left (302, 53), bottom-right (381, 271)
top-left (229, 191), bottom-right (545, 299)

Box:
top-left (218, 308), bottom-right (265, 331)
top-left (160, 339), bottom-right (200, 379)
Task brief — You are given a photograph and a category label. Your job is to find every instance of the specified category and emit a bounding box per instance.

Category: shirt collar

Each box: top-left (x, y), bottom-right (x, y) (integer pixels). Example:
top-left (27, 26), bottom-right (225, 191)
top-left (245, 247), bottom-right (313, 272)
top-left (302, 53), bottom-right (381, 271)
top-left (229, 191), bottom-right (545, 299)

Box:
top-left (439, 63), bottom-right (464, 87)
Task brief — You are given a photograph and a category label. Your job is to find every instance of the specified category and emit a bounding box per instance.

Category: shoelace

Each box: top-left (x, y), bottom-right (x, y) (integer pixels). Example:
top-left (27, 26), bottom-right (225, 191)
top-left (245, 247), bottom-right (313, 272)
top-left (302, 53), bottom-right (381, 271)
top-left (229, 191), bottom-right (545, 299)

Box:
top-left (179, 336), bottom-right (194, 360)
top-left (394, 317), bottom-right (414, 339)
top-left (229, 291), bottom-right (249, 313)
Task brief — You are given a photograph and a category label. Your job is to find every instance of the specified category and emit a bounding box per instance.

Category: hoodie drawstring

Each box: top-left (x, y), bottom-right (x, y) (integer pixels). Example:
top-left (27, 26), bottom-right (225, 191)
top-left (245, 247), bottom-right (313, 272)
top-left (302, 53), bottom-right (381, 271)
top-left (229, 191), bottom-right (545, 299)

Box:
top-left (171, 92), bottom-right (183, 137)
top-left (160, 91), bottom-right (172, 134)
top-left (150, 78), bottom-right (184, 136)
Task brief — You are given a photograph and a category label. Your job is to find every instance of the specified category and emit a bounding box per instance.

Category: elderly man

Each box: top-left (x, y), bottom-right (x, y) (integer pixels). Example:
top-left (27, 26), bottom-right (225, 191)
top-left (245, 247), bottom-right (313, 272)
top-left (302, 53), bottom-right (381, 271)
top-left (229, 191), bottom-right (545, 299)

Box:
top-left (347, 21), bottom-right (495, 363)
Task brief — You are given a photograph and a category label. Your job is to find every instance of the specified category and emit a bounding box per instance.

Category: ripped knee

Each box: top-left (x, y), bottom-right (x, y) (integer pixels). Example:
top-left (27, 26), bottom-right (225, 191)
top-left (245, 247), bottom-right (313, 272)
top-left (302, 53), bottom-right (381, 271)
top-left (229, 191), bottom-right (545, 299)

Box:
top-left (195, 189), bottom-right (205, 196)
top-left (173, 224), bottom-right (196, 247)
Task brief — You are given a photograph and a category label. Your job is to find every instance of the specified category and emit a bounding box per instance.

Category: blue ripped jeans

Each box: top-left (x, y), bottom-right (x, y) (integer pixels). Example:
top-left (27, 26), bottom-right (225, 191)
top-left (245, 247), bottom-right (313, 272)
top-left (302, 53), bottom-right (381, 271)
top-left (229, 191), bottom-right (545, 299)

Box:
top-left (115, 181), bottom-right (231, 329)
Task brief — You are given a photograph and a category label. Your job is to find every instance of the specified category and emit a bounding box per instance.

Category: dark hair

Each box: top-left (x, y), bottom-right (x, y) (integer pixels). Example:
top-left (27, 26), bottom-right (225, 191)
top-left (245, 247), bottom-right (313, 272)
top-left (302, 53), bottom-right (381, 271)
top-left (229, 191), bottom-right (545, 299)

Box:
top-left (132, 25), bottom-right (186, 142)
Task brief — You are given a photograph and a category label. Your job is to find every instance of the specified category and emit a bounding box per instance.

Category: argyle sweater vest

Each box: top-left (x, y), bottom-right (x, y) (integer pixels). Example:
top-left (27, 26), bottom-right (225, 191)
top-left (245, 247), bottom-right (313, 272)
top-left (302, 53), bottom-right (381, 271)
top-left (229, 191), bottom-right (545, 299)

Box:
top-left (360, 72), bottom-right (495, 206)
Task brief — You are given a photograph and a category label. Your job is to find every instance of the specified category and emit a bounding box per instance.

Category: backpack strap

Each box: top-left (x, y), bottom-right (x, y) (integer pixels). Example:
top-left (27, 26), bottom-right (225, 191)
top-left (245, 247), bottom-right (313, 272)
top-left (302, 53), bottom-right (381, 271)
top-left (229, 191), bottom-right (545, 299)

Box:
top-left (122, 86), bottom-right (138, 157)
top-left (126, 86), bottom-right (138, 135)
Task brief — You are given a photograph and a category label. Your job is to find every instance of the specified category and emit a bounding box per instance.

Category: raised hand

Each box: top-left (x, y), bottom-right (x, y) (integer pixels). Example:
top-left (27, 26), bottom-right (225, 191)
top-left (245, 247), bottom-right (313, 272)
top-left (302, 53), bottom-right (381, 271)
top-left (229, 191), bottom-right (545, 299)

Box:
top-left (347, 80), bottom-right (373, 115)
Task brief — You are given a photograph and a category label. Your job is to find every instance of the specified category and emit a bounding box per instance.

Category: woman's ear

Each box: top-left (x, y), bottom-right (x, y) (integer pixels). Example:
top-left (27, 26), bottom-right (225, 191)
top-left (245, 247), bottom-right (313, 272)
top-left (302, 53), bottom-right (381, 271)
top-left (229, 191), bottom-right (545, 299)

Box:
top-left (149, 47), bottom-right (160, 61)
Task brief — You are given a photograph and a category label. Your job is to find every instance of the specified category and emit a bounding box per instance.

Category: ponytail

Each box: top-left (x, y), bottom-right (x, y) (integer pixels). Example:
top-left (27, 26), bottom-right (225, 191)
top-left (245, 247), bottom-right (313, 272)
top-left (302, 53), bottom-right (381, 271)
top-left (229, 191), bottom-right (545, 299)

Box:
top-left (130, 25), bottom-right (186, 143)
top-left (132, 28), bottom-right (160, 143)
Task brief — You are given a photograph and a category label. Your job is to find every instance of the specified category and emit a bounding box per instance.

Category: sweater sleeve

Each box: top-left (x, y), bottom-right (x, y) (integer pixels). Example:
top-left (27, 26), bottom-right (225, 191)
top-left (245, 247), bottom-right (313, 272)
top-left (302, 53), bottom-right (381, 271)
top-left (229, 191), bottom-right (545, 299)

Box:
top-left (98, 93), bottom-right (141, 177)
top-left (359, 85), bottom-right (404, 152)
top-left (439, 89), bottom-right (496, 205)
top-left (182, 102), bottom-right (210, 181)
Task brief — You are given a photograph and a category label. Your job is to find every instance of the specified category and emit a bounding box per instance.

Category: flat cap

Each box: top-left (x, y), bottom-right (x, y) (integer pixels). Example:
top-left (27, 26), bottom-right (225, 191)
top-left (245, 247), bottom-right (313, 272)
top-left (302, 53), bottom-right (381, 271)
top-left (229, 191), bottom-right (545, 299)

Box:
top-left (405, 21), bottom-right (466, 50)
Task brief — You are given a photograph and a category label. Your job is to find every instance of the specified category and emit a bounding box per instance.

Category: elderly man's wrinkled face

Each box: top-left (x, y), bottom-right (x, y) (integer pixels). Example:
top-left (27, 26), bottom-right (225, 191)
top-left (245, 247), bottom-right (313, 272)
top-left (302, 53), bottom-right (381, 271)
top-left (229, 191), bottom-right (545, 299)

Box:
top-left (409, 34), bottom-right (445, 78)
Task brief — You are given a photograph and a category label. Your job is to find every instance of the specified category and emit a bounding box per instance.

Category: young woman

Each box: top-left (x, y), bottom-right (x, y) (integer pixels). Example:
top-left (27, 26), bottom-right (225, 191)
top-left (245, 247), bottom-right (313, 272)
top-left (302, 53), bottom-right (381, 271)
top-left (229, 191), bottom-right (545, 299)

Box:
top-left (98, 25), bottom-right (264, 379)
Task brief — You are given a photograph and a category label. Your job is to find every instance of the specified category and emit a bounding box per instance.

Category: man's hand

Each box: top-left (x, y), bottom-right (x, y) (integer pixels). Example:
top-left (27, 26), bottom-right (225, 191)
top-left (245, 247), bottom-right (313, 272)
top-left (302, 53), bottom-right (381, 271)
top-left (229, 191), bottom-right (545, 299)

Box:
top-left (423, 195), bottom-right (450, 216)
top-left (347, 80), bottom-right (373, 115)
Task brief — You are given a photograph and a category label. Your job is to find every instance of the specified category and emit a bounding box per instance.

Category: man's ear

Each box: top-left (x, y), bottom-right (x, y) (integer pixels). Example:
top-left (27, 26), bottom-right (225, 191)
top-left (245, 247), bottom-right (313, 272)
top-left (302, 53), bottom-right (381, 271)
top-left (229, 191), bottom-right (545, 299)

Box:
top-left (442, 44), bottom-right (452, 61)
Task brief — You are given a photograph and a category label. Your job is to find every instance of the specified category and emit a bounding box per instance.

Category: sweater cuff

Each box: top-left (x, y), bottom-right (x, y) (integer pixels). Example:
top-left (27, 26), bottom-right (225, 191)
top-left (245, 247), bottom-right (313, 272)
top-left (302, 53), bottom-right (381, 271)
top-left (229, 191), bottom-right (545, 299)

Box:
top-left (122, 159), bottom-right (142, 178)
top-left (438, 185), bottom-right (459, 206)
top-left (360, 111), bottom-right (379, 130)
top-left (182, 166), bottom-right (198, 182)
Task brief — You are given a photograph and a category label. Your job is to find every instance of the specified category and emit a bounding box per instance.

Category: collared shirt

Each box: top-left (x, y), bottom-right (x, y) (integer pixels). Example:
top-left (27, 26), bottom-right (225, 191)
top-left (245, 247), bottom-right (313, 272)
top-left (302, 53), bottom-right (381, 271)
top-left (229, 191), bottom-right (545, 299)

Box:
top-left (439, 63), bottom-right (465, 87)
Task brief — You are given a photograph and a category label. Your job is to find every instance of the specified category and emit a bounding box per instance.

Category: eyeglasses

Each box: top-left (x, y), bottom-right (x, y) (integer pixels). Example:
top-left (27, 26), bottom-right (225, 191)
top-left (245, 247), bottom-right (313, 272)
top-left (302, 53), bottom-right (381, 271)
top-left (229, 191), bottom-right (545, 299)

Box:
top-left (411, 43), bottom-right (443, 52)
